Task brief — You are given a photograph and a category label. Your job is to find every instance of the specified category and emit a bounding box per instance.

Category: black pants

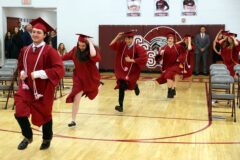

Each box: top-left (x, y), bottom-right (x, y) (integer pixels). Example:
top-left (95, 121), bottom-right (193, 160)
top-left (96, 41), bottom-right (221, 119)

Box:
top-left (118, 79), bottom-right (127, 106)
top-left (15, 115), bottom-right (53, 140)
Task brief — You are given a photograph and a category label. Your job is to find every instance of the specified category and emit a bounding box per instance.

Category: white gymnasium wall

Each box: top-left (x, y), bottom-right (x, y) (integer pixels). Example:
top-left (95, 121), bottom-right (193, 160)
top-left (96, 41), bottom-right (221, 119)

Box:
top-left (57, 0), bottom-right (240, 52)
top-left (0, 0), bottom-right (57, 65)
top-left (1, 0), bottom-right (240, 60)
top-left (3, 8), bottom-right (57, 32)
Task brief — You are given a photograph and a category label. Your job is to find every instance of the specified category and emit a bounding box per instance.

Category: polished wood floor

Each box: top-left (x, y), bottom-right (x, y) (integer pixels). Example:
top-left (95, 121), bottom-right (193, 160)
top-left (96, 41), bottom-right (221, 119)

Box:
top-left (0, 73), bottom-right (240, 160)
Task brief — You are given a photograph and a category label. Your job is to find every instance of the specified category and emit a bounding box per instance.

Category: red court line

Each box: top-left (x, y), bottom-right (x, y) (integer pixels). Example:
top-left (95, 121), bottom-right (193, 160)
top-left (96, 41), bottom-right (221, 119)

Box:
top-left (100, 75), bottom-right (209, 83)
top-left (38, 83), bottom-right (212, 142)
top-left (3, 128), bottom-right (240, 144)
top-left (0, 83), bottom-right (219, 144)
top-left (53, 111), bottom-right (208, 122)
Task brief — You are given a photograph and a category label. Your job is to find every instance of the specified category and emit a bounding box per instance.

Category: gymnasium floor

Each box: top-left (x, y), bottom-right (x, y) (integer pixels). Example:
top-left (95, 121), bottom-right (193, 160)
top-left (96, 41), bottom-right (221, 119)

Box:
top-left (0, 73), bottom-right (240, 160)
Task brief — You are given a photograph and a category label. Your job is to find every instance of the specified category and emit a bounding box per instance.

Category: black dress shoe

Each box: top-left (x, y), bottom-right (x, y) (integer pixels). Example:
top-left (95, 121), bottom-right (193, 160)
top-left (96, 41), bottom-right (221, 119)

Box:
top-left (203, 73), bottom-right (209, 76)
top-left (18, 138), bottom-right (32, 150)
top-left (40, 140), bottom-right (51, 150)
top-left (193, 72), bottom-right (199, 76)
top-left (115, 105), bottom-right (123, 112)
top-left (134, 84), bottom-right (140, 96)
top-left (68, 121), bottom-right (76, 127)
top-left (167, 88), bottom-right (174, 98)
top-left (172, 88), bottom-right (176, 96)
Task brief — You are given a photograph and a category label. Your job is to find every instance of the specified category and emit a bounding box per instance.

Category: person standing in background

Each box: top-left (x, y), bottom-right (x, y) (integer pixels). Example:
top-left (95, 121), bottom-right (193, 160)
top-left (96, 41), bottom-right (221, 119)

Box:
top-left (194, 26), bottom-right (210, 75)
top-left (11, 26), bottom-right (23, 59)
top-left (4, 31), bottom-right (13, 58)
top-left (22, 24), bottom-right (33, 47)
top-left (18, 22), bottom-right (24, 35)
top-left (57, 43), bottom-right (67, 56)
top-left (50, 30), bottom-right (57, 50)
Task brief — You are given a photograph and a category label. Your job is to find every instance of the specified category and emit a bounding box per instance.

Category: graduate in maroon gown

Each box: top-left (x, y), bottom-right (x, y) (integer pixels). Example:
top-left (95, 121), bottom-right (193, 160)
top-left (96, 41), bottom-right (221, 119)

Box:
top-left (62, 34), bottom-right (101, 127)
top-left (14, 17), bottom-right (65, 150)
top-left (155, 33), bottom-right (186, 98)
top-left (109, 31), bottom-right (148, 112)
top-left (219, 32), bottom-right (240, 77)
top-left (176, 34), bottom-right (196, 88)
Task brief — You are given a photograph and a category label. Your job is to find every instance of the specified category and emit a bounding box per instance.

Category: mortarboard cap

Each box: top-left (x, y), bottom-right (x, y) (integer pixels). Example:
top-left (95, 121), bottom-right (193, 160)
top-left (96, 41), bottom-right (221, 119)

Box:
top-left (228, 32), bottom-right (237, 37)
top-left (166, 32), bottom-right (175, 38)
top-left (221, 30), bottom-right (229, 36)
top-left (30, 17), bottom-right (54, 32)
top-left (124, 29), bottom-right (137, 37)
top-left (76, 34), bottom-right (92, 42)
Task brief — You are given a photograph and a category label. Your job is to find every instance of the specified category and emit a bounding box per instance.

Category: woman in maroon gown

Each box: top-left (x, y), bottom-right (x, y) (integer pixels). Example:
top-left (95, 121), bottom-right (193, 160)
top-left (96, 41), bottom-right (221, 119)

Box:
top-left (62, 34), bottom-right (101, 127)
top-left (155, 33), bottom-right (186, 98)
top-left (176, 35), bottom-right (196, 88)
top-left (219, 33), bottom-right (240, 77)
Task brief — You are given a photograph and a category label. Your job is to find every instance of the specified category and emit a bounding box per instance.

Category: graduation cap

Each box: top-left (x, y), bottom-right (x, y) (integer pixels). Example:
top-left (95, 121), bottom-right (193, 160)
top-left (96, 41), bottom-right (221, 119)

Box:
top-left (228, 32), bottom-right (237, 37)
top-left (76, 34), bottom-right (92, 42)
top-left (124, 29), bottom-right (137, 37)
top-left (166, 32), bottom-right (175, 38)
top-left (30, 17), bottom-right (54, 32)
top-left (221, 30), bottom-right (229, 36)
top-left (184, 34), bottom-right (194, 39)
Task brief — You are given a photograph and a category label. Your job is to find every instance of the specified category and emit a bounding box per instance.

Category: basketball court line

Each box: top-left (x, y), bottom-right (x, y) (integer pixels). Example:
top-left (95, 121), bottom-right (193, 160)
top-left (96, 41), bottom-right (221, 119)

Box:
top-left (2, 83), bottom-right (240, 144)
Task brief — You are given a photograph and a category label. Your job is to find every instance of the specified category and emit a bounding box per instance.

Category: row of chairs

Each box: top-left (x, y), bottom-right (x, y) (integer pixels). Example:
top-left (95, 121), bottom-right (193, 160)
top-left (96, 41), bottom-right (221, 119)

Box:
top-left (54, 60), bottom-right (74, 99)
top-left (208, 64), bottom-right (240, 122)
top-left (0, 59), bottom-right (75, 109)
top-left (0, 59), bottom-right (18, 109)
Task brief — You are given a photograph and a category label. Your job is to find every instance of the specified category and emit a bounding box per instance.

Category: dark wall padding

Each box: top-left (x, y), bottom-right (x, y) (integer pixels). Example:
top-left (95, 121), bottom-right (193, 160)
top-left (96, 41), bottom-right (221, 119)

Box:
top-left (99, 25), bottom-right (225, 72)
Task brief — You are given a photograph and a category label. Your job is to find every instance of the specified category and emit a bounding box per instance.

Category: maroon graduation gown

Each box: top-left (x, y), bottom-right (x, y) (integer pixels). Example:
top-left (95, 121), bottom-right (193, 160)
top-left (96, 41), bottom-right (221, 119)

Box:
top-left (110, 40), bottom-right (148, 90)
top-left (14, 44), bottom-right (65, 127)
top-left (156, 44), bottom-right (186, 84)
top-left (62, 46), bottom-right (101, 102)
top-left (220, 42), bottom-right (240, 77)
top-left (182, 44), bottom-right (196, 79)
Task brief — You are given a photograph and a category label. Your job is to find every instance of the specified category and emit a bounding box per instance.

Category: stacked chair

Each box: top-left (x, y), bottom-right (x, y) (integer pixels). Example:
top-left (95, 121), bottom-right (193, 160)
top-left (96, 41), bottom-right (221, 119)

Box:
top-left (54, 60), bottom-right (74, 99)
top-left (234, 64), bottom-right (240, 107)
top-left (0, 59), bottom-right (18, 109)
top-left (209, 64), bottom-right (236, 122)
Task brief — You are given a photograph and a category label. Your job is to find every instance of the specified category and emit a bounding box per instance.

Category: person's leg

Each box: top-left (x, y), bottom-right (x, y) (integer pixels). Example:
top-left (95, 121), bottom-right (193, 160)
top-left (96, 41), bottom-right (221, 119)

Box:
top-left (40, 120), bottom-right (53, 150)
top-left (69, 91), bottom-right (84, 127)
top-left (167, 79), bottom-right (174, 98)
top-left (203, 51), bottom-right (208, 74)
top-left (115, 79), bottom-right (127, 112)
top-left (15, 115), bottom-right (33, 150)
top-left (188, 76), bottom-right (193, 88)
top-left (173, 74), bottom-right (180, 96)
top-left (194, 53), bottom-right (201, 75)
top-left (134, 83), bottom-right (140, 96)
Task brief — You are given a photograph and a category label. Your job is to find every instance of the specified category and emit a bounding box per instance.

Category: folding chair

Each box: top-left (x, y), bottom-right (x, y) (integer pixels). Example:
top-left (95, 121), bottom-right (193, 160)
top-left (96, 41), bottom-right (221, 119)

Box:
top-left (234, 64), bottom-right (240, 107)
top-left (63, 60), bottom-right (74, 87)
top-left (5, 59), bottom-right (18, 65)
top-left (54, 61), bottom-right (74, 99)
top-left (0, 69), bottom-right (17, 109)
top-left (210, 64), bottom-right (227, 70)
top-left (209, 75), bottom-right (236, 122)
